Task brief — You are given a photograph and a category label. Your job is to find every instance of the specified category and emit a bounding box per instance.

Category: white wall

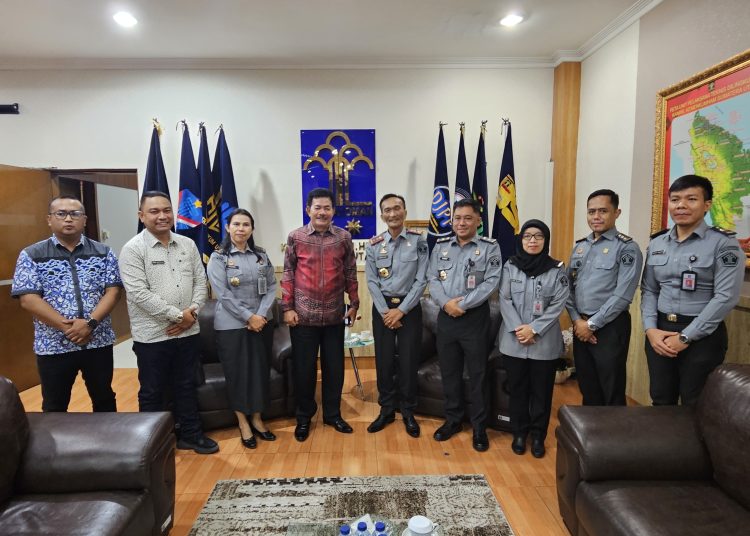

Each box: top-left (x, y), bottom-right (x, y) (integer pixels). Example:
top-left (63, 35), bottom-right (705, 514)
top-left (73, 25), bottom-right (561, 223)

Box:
top-left (575, 22), bottom-right (639, 240)
top-left (0, 68), bottom-right (553, 256)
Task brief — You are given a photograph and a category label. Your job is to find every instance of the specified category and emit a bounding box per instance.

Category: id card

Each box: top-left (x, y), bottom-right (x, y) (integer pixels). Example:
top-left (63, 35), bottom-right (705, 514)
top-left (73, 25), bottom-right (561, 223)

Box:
top-left (467, 274), bottom-right (476, 289)
top-left (258, 277), bottom-right (268, 295)
top-left (681, 270), bottom-right (697, 292)
top-left (532, 299), bottom-right (544, 316)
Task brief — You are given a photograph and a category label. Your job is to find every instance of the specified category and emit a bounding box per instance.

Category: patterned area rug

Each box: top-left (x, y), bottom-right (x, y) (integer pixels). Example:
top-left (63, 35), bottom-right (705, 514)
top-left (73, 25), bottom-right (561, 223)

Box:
top-left (190, 474), bottom-right (514, 536)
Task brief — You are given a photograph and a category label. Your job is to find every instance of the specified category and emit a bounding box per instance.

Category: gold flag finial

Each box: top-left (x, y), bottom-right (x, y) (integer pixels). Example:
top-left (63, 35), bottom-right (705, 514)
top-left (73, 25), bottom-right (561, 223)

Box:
top-left (151, 118), bottom-right (163, 136)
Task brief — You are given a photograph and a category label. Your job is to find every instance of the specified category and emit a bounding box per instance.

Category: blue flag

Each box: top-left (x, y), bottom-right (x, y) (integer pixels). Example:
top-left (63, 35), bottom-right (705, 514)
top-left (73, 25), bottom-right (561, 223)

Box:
top-left (175, 122), bottom-right (202, 245)
top-left (472, 123), bottom-right (489, 237)
top-left (198, 124), bottom-right (221, 265)
top-left (454, 124), bottom-right (471, 203)
top-left (212, 127), bottom-right (239, 241)
top-left (139, 123), bottom-right (170, 233)
top-left (427, 124), bottom-right (452, 252)
top-left (491, 120), bottom-right (520, 261)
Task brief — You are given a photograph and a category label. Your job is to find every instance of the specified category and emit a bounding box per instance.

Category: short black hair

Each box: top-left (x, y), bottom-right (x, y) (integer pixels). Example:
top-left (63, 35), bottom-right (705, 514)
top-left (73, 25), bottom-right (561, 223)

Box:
top-left (669, 174), bottom-right (713, 201)
top-left (453, 198), bottom-right (481, 215)
top-left (139, 190), bottom-right (171, 209)
top-left (587, 189), bottom-right (619, 209)
top-left (306, 188), bottom-right (334, 207)
top-left (48, 195), bottom-right (84, 213)
top-left (379, 193), bottom-right (406, 211)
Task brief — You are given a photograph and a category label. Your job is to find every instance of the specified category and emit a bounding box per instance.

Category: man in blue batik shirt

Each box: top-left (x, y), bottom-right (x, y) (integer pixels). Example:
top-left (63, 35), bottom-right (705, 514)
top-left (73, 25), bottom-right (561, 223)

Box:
top-left (12, 196), bottom-right (122, 412)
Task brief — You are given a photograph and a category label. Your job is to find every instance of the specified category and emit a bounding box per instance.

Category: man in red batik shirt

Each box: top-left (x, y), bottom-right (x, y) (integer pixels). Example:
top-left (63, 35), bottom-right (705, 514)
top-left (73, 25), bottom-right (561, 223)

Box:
top-left (282, 188), bottom-right (359, 442)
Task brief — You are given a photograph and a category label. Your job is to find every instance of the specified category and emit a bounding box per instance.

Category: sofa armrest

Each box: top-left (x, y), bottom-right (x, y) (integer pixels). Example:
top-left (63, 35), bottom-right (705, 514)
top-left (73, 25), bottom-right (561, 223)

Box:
top-left (271, 325), bottom-right (292, 373)
top-left (557, 405), bottom-right (712, 482)
top-left (16, 411), bottom-right (174, 494)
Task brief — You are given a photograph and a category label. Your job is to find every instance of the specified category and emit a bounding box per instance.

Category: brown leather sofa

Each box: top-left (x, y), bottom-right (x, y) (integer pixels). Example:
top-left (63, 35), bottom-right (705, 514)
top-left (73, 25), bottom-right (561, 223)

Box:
top-left (415, 295), bottom-right (512, 431)
top-left (0, 376), bottom-right (176, 536)
top-left (556, 363), bottom-right (750, 536)
top-left (195, 299), bottom-right (295, 430)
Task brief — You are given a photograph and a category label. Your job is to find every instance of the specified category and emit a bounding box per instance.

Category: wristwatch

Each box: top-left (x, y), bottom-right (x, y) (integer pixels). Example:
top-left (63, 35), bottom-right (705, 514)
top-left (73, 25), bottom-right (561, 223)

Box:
top-left (175, 312), bottom-right (184, 324)
top-left (678, 333), bottom-right (690, 345)
top-left (586, 319), bottom-right (597, 332)
top-left (86, 318), bottom-right (99, 330)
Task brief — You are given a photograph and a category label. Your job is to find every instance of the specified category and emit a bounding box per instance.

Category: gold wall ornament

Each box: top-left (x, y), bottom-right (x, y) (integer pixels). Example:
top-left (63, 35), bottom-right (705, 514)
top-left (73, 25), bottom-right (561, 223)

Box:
top-left (302, 131), bottom-right (374, 209)
top-left (345, 219), bottom-right (363, 235)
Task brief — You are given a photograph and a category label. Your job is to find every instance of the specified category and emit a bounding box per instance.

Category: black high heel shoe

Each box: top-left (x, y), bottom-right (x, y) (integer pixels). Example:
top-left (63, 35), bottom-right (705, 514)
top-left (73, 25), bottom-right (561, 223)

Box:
top-left (240, 430), bottom-right (257, 449)
top-left (250, 423), bottom-right (276, 441)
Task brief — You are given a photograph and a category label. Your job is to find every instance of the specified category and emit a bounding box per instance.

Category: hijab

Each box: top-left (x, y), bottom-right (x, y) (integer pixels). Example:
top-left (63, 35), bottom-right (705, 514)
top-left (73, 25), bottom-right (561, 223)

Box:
top-left (508, 219), bottom-right (560, 277)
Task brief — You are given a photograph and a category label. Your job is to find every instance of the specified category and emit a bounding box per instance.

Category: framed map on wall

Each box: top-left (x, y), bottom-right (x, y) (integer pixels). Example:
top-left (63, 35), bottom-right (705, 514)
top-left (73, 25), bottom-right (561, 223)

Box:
top-left (652, 49), bottom-right (750, 250)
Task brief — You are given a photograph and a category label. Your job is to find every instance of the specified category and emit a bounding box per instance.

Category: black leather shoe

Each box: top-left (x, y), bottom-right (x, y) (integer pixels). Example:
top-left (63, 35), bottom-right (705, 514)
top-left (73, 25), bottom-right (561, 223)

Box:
top-left (176, 435), bottom-right (219, 455)
top-left (403, 415), bottom-right (420, 438)
top-left (511, 435), bottom-right (527, 455)
top-left (531, 437), bottom-right (545, 458)
top-left (323, 417), bottom-right (353, 433)
top-left (294, 422), bottom-right (311, 442)
top-left (367, 412), bottom-right (395, 433)
top-left (433, 421), bottom-right (462, 441)
top-left (250, 423), bottom-right (277, 441)
top-left (473, 429), bottom-right (489, 452)
top-left (241, 434), bottom-right (257, 449)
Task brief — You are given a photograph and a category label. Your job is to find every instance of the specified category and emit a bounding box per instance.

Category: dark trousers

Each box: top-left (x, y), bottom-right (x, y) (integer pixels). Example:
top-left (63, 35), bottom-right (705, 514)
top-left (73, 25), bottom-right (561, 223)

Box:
top-left (133, 334), bottom-right (203, 440)
top-left (503, 355), bottom-right (557, 440)
top-left (436, 302), bottom-right (490, 429)
top-left (372, 302), bottom-right (422, 417)
top-left (646, 318), bottom-right (727, 406)
top-left (36, 345), bottom-right (116, 412)
top-left (290, 323), bottom-right (345, 423)
top-left (573, 311), bottom-right (631, 406)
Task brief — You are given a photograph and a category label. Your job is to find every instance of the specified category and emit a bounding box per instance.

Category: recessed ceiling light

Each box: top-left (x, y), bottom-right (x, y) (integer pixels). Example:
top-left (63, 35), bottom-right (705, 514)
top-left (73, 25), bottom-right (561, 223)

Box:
top-left (113, 11), bottom-right (138, 28)
top-left (500, 14), bottom-right (524, 27)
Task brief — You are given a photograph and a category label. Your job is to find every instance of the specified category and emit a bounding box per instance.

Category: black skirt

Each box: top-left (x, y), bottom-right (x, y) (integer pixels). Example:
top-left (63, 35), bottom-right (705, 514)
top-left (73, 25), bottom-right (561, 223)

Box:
top-left (215, 323), bottom-right (273, 414)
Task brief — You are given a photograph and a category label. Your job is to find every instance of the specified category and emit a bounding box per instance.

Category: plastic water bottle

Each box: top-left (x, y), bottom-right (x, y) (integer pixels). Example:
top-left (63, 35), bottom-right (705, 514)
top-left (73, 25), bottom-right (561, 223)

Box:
top-left (339, 525), bottom-right (351, 535)
top-left (353, 521), bottom-right (371, 536)
top-left (373, 521), bottom-right (392, 535)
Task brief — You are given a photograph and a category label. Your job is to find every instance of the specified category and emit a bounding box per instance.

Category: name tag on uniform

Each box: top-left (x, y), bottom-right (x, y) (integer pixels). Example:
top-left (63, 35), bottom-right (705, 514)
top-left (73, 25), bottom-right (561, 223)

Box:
top-left (533, 299), bottom-right (544, 316)
top-left (151, 260), bottom-right (165, 265)
top-left (681, 270), bottom-right (697, 292)
top-left (258, 277), bottom-right (268, 295)
top-left (467, 274), bottom-right (476, 289)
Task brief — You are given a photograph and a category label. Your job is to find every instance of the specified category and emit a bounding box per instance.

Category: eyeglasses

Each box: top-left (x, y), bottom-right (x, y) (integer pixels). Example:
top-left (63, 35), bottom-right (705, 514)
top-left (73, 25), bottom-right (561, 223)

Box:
top-left (521, 233), bottom-right (544, 242)
top-left (49, 210), bottom-right (85, 220)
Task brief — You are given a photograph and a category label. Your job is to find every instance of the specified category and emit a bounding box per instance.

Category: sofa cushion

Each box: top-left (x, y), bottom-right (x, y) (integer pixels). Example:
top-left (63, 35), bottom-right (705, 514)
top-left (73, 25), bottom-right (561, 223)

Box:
top-left (0, 490), bottom-right (152, 536)
top-left (697, 364), bottom-right (750, 510)
top-left (577, 480), bottom-right (750, 536)
top-left (0, 377), bottom-right (29, 504)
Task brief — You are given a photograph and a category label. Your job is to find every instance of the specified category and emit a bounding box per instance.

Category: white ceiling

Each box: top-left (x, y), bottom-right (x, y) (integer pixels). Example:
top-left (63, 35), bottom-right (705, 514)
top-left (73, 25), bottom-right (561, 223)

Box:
top-left (0, 0), bottom-right (659, 69)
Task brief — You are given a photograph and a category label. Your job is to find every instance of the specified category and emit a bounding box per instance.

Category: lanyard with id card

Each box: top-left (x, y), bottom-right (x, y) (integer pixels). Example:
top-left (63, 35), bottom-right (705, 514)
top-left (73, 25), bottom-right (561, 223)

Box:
top-left (257, 265), bottom-right (268, 295)
top-left (532, 279), bottom-right (544, 316)
top-left (466, 259), bottom-right (476, 290)
top-left (681, 254), bottom-right (698, 292)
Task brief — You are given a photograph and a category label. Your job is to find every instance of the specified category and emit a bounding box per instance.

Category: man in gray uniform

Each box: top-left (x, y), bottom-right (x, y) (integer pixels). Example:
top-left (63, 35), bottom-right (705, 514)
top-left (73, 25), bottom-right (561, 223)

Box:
top-left (365, 194), bottom-right (429, 437)
top-left (566, 189), bottom-right (643, 406)
top-left (642, 174), bottom-right (744, 406)
top-left (428, 198), bottom-right (502, 452)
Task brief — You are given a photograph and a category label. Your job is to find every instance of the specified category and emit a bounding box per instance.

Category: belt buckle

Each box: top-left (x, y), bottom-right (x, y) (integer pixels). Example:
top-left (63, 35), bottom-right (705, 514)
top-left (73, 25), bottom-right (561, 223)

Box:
top-left (389, 297), bottom-right (401, 304)
top-left (667, 313), bottom-right (677, 322)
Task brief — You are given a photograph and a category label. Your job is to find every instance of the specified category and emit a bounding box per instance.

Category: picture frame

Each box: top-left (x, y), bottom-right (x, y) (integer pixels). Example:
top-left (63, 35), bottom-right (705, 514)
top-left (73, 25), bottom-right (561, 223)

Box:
top-left (404, 219), bottom-right (430, 235)
top-left (651, 49), bottom-right (750, 240)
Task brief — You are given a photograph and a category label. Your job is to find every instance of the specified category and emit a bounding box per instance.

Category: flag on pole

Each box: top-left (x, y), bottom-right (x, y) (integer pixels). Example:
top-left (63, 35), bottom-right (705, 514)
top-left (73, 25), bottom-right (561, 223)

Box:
top-left (454, 123), bottom-right (471, 203)
top-left (427, 123), bottom-right (452, 252)
top-left (175, 121), bottom-right (202, 245)
top-left (472, 121), bottom-right (489, 237)
top-left (212, 126), bottom-right (239, 241)
top-left (198, 123), bottom-right (221, 264)
top-left (492, 119), bottom-right (520, 261)
top-left (138, 120), bottom-right (170, 233)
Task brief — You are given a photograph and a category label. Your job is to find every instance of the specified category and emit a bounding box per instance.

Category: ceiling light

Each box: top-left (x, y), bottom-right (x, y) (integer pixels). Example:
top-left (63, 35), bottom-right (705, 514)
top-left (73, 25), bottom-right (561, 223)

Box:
top-left (113, 11), bottom-right (138, 28)
top-left (500, 14), bottom-right (524, 27)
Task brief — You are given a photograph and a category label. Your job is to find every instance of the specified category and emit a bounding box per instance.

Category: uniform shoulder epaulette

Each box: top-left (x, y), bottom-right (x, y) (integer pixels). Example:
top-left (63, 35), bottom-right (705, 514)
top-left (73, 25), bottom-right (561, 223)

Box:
top-left (436, 236), bottom-right (451, 243)
top-left (557, 261), bottom-right (564, 268)
top-left (650, 228), bottom-right (669, 239)
top-left (406, 228), bottom-right (423, 235)
top-left (480, 236), bottom-right (497, 243)
top-left (711, 226), bottom-right (737, 236)
top-left (369, 234), bottom-right (385, 245)
top-left (616, 232), bottom-right (633, 242)
top-left (575, 236), bottom-right (587, 243)
top-left (254, 245), bottom-right (266, 254)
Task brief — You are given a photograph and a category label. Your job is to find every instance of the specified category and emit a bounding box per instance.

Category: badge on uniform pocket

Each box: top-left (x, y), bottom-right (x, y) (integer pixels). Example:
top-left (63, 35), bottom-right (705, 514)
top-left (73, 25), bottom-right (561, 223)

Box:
top-left (230, 276), bottom-right (241, 287)
top-left (681, 270), bottom-right (697, 292)
top-left (467, 274), bottom-right (476, 289)
top-left (533, 299), bottom-right (544, 316)
top-left (258, 277), bottom-right (268, 295)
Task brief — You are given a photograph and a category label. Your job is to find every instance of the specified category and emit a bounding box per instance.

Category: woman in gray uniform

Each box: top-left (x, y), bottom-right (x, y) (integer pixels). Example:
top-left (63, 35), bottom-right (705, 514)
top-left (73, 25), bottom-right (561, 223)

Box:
top-left (207, 208), bottom-right (277, 448)
top-left (499, 219), bottom-right (569, 458)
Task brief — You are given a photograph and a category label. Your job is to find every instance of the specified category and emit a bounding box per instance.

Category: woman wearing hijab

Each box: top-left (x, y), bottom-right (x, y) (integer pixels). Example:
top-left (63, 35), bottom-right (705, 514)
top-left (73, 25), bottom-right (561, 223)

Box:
top-left (207, 208), bottom-right (277, 449)
top-left (499, 219), bottom-right (569, 458)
